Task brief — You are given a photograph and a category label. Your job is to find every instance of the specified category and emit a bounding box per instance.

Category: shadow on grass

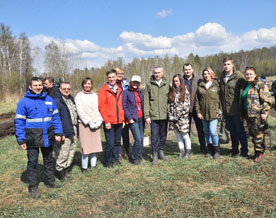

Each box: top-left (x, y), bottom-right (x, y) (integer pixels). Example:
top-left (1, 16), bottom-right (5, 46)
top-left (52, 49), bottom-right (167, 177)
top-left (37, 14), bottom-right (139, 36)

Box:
top-left (20, 164), bottom-right (45, 185)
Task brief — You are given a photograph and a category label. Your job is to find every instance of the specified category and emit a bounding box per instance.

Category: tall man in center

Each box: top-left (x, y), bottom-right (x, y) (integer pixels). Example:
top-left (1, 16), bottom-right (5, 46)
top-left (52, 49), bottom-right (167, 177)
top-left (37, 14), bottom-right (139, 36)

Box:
top-left (144, 66), bottom-right (170, 165)
top-left (183, 63), bottom-right (207, 155)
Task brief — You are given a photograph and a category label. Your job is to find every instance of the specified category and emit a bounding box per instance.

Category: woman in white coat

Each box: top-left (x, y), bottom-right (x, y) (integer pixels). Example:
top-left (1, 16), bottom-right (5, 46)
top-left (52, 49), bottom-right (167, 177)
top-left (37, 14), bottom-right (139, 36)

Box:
top-left (75, 77), bottom-right (103, 172)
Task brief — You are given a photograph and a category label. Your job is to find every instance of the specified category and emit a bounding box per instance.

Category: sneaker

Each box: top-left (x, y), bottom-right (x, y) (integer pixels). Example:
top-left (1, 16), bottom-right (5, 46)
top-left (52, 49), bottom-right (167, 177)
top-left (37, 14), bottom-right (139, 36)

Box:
top-left (229, 151), bottom-right (239, 157)
top-left (254, 153), bottom-right (264, 163)
top-left (28, 186), bottom-right (40, 199)
top-left (81, 168), bottom-right (88, 173)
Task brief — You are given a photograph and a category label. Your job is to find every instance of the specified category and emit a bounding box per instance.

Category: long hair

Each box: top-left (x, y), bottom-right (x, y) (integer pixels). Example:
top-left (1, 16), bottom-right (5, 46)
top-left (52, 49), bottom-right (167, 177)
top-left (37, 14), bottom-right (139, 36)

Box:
top-left (168, 74), bottom-right (186, 103)
top-left (201, 67), bottom-right (216, 82)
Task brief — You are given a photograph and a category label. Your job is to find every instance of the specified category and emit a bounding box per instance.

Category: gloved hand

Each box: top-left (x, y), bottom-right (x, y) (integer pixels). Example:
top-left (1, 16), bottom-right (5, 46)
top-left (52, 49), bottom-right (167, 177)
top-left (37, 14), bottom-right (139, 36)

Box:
top-left (89, 121), bottom-right (97, 130)
top-left (94, 120), bottom-right (102, 129)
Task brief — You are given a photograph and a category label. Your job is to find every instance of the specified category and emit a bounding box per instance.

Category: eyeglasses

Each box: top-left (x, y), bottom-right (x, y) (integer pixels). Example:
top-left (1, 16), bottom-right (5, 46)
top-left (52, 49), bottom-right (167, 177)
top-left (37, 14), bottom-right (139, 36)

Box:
top-left (62, 88), bottom-right (71, 91)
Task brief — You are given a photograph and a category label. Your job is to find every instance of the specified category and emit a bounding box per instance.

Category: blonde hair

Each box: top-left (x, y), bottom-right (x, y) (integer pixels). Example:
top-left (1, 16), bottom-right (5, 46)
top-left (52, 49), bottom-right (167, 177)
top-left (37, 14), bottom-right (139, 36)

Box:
top-left (202, 67), bottom-right (216, 80)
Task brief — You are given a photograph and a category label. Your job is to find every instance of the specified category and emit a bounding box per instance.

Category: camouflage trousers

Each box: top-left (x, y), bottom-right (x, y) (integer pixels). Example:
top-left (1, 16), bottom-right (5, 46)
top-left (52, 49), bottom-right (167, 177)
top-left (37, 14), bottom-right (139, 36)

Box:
top-left (246, 117), bottom-right (265, 153)
top-left (55, 127), bottom-right (77, 171)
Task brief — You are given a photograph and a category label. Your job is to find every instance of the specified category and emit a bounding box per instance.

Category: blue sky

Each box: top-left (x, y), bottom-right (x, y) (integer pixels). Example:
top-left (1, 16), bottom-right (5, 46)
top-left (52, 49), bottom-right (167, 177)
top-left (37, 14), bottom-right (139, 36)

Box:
top-left (1, 0), bottom-right (276, 70)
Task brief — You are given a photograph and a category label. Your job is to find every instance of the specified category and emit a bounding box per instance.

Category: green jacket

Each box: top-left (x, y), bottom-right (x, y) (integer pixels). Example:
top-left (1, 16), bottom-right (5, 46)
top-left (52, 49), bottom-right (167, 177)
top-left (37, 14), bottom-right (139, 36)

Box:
top-left (219, 70), bottom-right (246, 116)
top-left (194, 80), bottom-right (220, 120)
top-left (144, 75), bottom-right (169, 120)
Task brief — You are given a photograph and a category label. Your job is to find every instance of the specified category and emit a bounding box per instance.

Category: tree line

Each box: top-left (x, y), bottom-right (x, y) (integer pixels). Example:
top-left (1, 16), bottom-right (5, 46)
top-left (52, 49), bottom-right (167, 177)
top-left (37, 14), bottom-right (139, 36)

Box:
top-left (1, 23), bottom-right (276, 100)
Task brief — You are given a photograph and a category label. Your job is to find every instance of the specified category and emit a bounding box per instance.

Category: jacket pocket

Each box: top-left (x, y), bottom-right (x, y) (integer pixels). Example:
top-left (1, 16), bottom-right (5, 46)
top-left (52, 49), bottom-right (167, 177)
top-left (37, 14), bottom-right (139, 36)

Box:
top-left (26, 128), bottom-right (44, 147)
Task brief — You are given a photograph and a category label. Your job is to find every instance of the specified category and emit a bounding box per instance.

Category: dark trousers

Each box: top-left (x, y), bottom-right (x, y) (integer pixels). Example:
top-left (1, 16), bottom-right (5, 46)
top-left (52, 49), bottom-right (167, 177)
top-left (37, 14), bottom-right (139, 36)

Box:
top-left (189, 110), bottom-right (206, 151)
top-left (225, 115), bottom-right (248, 155)
top-left (104, 124), bottom-right (123, 164)
top-left (274, 96), bottom-right (276, 110)
top-left (122, 124), bottom-right (130, 155)
top-left (27, 146), bottom-right (55, 187)
top-left (129, 118), bottom-right (144, 161)
top-left (151, 120), bottom-right (168, 153)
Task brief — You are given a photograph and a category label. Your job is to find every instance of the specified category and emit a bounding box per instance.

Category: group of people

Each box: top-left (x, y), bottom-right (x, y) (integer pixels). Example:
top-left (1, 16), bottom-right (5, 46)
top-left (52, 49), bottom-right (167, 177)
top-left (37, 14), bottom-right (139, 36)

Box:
top-left (14, 57), bottom-right (272, 198)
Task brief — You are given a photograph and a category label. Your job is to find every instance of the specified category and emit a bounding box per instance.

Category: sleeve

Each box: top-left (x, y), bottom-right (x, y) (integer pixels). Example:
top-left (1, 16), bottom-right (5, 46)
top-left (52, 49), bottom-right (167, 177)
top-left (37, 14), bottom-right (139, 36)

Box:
top-left (75, 93), bottom-right (91, 125)
top-left (51, 99), bottom-right (63, 136)
top-left (98, 87), bottom-right (110, 124)
top-left (122, 90), bottom-right (131, 121)
top-left (194, 89), bottom-right (200, 115)
top-left (144, 83), bottom-right (150, 119)
top-left (14, 100), bottom-right (27, 145)
top-left (260, 84), bottom-right (272, 116)
top-left (183, 90), bottom-right (190, 115)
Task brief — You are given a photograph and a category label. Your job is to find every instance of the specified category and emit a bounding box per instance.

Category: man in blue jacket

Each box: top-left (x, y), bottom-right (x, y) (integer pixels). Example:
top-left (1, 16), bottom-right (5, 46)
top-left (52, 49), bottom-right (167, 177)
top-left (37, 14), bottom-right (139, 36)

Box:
top-left (15, 77), bottom-right (63, 198)
top-left (53, 81), bottom-right (78, 181)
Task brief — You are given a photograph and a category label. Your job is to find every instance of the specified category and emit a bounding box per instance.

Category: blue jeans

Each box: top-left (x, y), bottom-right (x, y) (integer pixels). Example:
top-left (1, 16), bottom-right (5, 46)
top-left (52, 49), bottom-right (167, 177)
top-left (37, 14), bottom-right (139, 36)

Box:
top-left (129, 118), bottom-right (144, 161)
top-left (151, 120), bottom-right (168, 153)
top-left (202, 119), bottom-right (219, 147)
top-left (27, 146), bottom-right (55, 186)
top-left (225, 115), bottom-right (248, 155)
top-left (104, 124), bottom-right (123, 164)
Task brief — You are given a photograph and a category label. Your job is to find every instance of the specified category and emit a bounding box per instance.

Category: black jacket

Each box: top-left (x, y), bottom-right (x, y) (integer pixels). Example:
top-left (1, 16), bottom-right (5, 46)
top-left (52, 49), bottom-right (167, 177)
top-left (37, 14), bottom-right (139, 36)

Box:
top-left (53, 92), bottom-right (76, 137)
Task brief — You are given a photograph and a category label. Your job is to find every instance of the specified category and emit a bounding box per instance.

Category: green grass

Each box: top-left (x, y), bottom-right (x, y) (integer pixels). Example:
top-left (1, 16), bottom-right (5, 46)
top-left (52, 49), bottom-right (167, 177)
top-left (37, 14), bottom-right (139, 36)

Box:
top-left (0, 118), bottom-right (276, 217)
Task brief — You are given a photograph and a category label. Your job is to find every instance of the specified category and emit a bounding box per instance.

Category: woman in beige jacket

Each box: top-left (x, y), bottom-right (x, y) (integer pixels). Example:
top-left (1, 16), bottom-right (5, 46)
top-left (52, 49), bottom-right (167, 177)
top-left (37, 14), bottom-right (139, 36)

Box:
top-left (75, 77), bottom-right (103, 172)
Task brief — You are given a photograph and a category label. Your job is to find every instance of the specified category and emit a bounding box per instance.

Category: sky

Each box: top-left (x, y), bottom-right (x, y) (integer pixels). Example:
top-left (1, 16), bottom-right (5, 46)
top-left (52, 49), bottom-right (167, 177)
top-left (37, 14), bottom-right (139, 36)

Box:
top-left (1, 0), bottom-right (276, 71)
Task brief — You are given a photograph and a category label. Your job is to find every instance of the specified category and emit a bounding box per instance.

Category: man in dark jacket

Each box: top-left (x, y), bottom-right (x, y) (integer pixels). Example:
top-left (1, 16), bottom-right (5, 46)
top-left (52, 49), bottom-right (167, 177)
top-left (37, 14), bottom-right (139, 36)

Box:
top-left (183, 63), bottom-right (207, 155)
top-left (44, 77), bottom-right (59, 98)
top-left (219, 57), bottom-right (248, 157)
top-left (53, 82), bottom-right (78, 181)
top-left (15, 77), bottom-right (63, 199)
top-left (271, 79), bottom-right (276, 110)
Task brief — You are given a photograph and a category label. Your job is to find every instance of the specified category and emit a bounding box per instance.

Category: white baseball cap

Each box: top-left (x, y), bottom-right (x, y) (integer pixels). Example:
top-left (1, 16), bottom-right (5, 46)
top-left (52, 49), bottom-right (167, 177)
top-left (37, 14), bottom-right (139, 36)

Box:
top-left (131, 75), bottom-right (141, 83)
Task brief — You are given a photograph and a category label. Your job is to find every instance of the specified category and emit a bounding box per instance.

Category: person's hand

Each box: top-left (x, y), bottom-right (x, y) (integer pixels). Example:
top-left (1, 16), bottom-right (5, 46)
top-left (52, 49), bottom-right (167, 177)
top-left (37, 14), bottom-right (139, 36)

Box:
top-left (146, 118), bottom-right (151, 125)
top-left (55, 136), bottom-right (61, 142)
top-left (20, 143), bottom-right (27, 150)
top-left (129, 119), bottom-right (135, 124)
top-left (216, 114), bottom-right (221, 119)
top-left (261, 114), bottom-right (267, 120)
top-left (105, 123), bottom-right (111, 129)
top-left (197, 113), bottom-right (203, 120)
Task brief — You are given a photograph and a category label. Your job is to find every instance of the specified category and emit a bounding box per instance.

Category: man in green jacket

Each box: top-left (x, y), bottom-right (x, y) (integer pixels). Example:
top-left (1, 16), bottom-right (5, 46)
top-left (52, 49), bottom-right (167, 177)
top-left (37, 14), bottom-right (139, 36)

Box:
top-left (219, 57), bottom-right (248, 157)
top-left (144, 66), bottom-right (170, 164)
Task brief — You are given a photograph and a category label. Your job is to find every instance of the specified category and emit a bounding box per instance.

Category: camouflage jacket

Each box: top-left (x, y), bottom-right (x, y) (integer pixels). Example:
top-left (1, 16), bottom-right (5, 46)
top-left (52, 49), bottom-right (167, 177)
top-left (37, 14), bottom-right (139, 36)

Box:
top-left (241, 79), bottom-right (272, 118)
top-left (168, 89), bottom-right (190, 133)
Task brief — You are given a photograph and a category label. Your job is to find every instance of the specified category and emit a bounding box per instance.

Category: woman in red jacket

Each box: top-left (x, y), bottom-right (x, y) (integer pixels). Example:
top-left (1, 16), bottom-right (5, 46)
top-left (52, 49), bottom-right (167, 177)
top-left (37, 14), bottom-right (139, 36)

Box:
top-left (98, 69), bottom-right (125, 167)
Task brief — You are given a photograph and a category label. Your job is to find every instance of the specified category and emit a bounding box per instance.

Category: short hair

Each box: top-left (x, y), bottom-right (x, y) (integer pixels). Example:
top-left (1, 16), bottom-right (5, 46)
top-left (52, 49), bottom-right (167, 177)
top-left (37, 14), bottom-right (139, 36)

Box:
top-left (29, 77), bottom-right (43, 86)
top-left (44, 77), bottom-right (54, 84)
top-left (183, 63), bottom-right (193, 71)
top-left (60, 81), bottom-right (70, 87)
top-left (114, 67), bottom-right (124, 74)
top-left (153, 66), bottom-right (163, 72)
top-left (202, 67), bottom-right (216, 80)
top-left (244, 66), bottom-right (257, 75)
top-left (81, 77), bottom-right (93, 88)
top-left (106, 69), bottom-right (117, 77)
top-left (223, 57), bottom-right (234, 64)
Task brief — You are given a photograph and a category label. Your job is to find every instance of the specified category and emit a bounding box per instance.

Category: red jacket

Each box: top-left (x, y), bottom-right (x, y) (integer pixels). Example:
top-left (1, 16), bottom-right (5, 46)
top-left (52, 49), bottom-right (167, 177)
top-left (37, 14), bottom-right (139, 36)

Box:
top-left (98, 84), bottom-right (125, 124)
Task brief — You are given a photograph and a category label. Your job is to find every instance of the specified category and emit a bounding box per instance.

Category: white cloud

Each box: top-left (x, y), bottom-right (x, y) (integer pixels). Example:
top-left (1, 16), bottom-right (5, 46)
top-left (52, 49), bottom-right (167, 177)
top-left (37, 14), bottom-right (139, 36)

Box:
top-left (156, 9), bottom-right (172, 18)
top-left (29, 23), bottom-right (276, 72)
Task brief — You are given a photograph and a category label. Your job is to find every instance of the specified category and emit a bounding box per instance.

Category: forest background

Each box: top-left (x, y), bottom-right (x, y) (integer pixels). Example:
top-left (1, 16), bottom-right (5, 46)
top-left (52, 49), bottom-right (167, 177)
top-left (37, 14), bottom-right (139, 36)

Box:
top-left (0, 23), bottom-right (276, 101)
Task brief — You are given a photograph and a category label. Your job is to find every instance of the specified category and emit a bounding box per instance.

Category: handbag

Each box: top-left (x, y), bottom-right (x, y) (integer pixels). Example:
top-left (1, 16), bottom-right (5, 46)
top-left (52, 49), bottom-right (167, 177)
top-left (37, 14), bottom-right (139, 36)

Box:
top-left (219, 115), bottom-right (229, 144)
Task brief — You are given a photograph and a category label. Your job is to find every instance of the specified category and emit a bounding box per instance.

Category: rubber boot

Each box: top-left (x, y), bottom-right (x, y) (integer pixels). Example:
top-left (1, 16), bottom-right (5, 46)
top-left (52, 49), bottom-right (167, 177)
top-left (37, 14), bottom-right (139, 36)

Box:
top-left (158, 150), bottom-right (168, 160)
top-left (179, 149), bottom-right (185, 158)
top-left (184, 149), bottom-right (191, 159)
top-left (152, 152), bottom-right (158, 165)
top-left (213, 146), bottom-right (220, 159)
top-left (205, 144), bottom-right (212, 158)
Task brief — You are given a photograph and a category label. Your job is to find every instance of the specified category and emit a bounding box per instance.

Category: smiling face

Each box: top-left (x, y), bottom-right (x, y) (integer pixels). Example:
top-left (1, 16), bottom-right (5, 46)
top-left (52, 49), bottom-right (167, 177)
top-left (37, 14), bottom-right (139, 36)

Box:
top-left (29, 80), bottom-right (43, 94)
top-left (223, 60), bottom-right (234, 74)
top-left (203, 70), bottom-right (212, 82)
top-left (108, 72), bottom-right (117, 86)
top-left (245, 69), bottom-right (257, 82)
top-left (173, 76), bottom-right (181, 88)
top-left (60, 83), bottom-right (71, 98)
top-left (83, 80), bottom-right (93, 92)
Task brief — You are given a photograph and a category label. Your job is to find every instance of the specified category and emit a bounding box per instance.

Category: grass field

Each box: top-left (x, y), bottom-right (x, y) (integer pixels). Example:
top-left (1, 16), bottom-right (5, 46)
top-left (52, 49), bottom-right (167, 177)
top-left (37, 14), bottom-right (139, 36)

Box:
top-left (0, 115), bottom-right (276, 217)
